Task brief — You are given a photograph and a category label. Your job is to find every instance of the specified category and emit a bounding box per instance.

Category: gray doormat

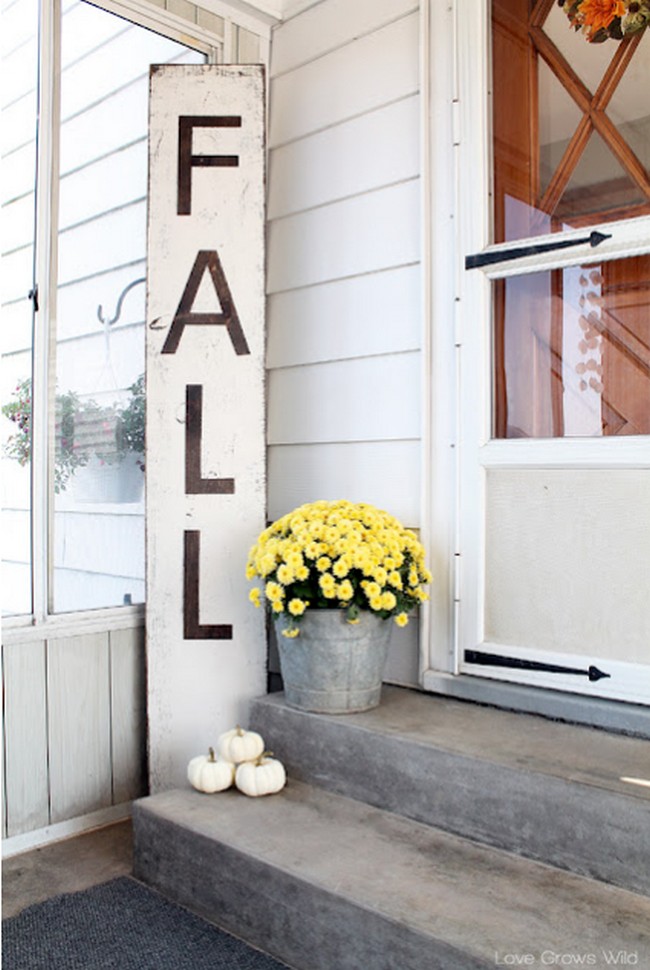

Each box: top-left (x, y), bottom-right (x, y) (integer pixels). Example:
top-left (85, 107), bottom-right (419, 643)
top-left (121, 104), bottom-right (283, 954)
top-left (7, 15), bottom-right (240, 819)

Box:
top-left (2, 875), bottom-right (290, 969)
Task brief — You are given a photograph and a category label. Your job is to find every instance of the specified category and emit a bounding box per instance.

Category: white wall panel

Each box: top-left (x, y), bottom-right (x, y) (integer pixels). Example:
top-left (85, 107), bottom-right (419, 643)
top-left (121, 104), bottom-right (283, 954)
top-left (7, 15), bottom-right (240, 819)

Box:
top-left (268, 439), bottom-right (421, 526)
top-left (271, 0), bottom-right (417, 77)
top-left (110, 627), bottom-right (147, 803)
top-left (267, 95), bottom-right (419, 220)
top-left (3, 641), bottom-right (49, 837)
top-left (268, 352), bottom-right (421, 445)
top-left (269, 13), bottom-right (419, 147)
top-left (267, 265), bottom-right (421, 369)
top-left (48, 633), bottom-right (113, 822)
top-left (267, 179), bottom-right (420, 293)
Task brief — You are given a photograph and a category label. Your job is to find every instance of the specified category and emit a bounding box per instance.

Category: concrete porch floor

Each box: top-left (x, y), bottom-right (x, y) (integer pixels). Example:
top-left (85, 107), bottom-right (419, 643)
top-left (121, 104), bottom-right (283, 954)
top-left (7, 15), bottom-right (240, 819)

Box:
top-left (2, 820), bottom-right (134, 919)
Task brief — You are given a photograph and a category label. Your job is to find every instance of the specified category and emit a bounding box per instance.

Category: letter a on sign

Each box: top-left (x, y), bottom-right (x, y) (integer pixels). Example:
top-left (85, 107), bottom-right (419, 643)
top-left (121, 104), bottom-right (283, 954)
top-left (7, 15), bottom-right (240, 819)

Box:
top-left (162, 249), bottom-right (250, 356)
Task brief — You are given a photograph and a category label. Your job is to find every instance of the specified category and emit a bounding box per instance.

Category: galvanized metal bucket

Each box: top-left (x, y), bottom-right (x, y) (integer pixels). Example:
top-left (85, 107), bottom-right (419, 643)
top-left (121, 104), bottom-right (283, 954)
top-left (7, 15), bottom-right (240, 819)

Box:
top-left (274, 609), bottom-right (392, 714)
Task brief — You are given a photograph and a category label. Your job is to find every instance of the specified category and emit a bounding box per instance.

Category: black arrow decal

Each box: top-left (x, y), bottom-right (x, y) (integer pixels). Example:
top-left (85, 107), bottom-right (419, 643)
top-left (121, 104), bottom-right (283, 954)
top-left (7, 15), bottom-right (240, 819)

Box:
top-left (465, 230), bottom-right (612, 270)
top-left (464, 650), bottom-right (610, 682)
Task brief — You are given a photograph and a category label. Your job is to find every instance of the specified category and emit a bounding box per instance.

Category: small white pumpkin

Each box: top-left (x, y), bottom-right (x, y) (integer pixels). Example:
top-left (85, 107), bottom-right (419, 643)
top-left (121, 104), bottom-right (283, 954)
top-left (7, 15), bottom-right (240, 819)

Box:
top-left (217, 725), bottom-right (265, 765)
top-left (187, 747), bottom-right (235, 793)
top-left (235, 751), bottom-right (287, 797)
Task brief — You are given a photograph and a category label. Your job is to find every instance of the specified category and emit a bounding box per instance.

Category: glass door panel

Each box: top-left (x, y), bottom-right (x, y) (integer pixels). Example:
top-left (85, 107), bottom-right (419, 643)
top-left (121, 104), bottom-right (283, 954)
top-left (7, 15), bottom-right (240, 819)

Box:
top-left (494, 255), bottom-right (650, 438)
top-left (493, 0), bottom-right (650, 243)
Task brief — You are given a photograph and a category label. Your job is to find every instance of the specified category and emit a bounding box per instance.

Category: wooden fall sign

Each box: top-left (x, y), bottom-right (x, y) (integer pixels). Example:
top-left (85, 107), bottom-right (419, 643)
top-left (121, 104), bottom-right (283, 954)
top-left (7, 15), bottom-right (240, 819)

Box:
top-left (146, 66), bottom-right (266, 790)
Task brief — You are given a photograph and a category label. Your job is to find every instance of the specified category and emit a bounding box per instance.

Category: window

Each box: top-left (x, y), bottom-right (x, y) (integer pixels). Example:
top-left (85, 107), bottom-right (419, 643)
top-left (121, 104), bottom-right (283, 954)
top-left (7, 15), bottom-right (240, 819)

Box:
top-left (1, 0), bottom-right (223, 617)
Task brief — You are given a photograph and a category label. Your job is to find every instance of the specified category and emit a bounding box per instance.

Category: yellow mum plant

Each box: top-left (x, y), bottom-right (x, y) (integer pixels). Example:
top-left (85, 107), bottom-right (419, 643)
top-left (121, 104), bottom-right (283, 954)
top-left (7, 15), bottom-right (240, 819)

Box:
top-left (246, 500), bottom-right (432, 637)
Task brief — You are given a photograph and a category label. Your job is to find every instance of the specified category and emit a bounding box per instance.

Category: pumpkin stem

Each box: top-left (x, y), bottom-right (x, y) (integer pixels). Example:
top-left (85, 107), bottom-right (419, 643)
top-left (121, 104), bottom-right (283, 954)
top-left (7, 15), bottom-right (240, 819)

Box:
top-left (258, 750), bottom-right (274, 764)
top-left (208, 747), bottom-right (216, 762)
top-left (236, 725), bottom-right (244, 736)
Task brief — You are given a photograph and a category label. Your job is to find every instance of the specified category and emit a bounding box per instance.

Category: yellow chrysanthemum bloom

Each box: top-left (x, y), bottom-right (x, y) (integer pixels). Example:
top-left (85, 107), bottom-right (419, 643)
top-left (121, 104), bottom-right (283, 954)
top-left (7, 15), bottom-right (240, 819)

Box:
top-left (272, 601), bottom-right (284, 613)
top-left (373, 567), bottom-right (388, 585)
top-left (296, 565), bottom-right (310, 581)
top-left (288, 598), bottom-right (307, 616)
top-left (381, 591), bottom-right (397, 611)
top-left (337, 580), bottom-right (354, 601)
top-left (316, 556), bottom-right (332, 573)
top-left (333, 558), bottom-right (350, 578)
top-left (265, 581), bottom-right (284, 602)
top-left (285, 551), bottom-right (304, 570)
top-left (249, 587), bottom-right (261, 607)
top-left (394, 612), bottom-right (409, 627)
top-left (369, 595), bottom-right (383, 611)
top-left (277, 563), bottom-right (295, 585)
top-left (388, 570), bottom-right (403, 590)
top-left (363, 581), bottom-right (381, 600)
top-left (304, 541), bottom-right (322, 560)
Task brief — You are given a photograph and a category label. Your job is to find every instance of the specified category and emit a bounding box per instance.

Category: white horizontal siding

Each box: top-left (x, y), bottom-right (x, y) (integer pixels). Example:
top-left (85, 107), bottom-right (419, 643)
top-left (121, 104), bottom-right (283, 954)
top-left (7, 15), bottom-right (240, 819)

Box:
top-left (57, 201), bottom-right (147, 286)
top-left (58, 139), bottom-right (148, 231)
top-left (267, 179), bottom-right (420, 293)
top-left (267, 95), bottom-right (420, 220)
top-left (267, 264), bottom-right (421, 369)
top-left (271, 0), bottom-right (417, 77)
top-left (2, 140), bottom-right (37, 202)
top-left (57, 262), bottom-right (146, 342)
top-left (268, 440), bottom-right (421, 525)
top-left (266, 0), bottom-right (422, 685)
top-left (268, 352), bottom-right (421, 445)
top-left (269, 12), bottom-right (419, 148)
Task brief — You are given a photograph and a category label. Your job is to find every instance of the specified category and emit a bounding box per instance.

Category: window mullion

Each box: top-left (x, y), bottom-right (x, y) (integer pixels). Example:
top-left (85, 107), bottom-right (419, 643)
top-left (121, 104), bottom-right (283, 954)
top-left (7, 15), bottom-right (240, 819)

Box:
top-left (32, 0), bottom-right (61, 620)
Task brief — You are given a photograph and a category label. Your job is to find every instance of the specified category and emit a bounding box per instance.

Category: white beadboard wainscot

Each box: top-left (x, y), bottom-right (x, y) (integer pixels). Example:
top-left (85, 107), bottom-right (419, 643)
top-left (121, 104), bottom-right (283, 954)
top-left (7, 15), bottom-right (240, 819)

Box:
top-left (2, 619), bottom-right (146, 846)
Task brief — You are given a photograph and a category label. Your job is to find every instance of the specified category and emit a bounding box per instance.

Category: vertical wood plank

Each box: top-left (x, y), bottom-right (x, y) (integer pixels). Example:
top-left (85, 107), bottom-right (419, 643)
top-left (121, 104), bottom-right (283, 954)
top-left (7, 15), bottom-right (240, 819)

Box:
top-left (3, 640), bottom-right (50, 836)
top-left (110, 626), bottom-right (147, 804)
top-left (48, 633), bottom-right (112, 823)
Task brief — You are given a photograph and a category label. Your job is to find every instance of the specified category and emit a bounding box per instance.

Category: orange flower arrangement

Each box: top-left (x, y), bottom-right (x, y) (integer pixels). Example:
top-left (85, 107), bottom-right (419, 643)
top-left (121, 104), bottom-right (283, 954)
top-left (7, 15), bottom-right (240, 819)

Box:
top-left (560, 0), bottom-right (650, 41)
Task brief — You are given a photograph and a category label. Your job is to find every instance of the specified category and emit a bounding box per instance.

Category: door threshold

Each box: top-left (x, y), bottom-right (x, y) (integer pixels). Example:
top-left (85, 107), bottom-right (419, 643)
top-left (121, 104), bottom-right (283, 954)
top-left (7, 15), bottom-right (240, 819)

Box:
top-left (421, 670), bottom-right (650, 739)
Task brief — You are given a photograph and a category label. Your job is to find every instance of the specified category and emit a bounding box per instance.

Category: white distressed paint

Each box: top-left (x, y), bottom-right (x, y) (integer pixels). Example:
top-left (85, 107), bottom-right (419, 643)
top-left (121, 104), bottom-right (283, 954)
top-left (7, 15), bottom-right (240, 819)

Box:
top-left (146, 65), bottom-right (266, 793)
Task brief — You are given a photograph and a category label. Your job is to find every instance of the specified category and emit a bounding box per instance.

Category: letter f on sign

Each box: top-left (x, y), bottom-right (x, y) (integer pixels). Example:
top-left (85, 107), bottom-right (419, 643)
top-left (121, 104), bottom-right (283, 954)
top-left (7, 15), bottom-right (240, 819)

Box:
top-left (177, 115), bottom-right (241, 215)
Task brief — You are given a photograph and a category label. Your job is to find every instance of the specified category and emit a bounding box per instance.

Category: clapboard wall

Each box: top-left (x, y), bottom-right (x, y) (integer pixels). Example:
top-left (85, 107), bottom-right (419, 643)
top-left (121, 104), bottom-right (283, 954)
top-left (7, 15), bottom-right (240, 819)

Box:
top-left (266, 0), bottom-right (422, 685)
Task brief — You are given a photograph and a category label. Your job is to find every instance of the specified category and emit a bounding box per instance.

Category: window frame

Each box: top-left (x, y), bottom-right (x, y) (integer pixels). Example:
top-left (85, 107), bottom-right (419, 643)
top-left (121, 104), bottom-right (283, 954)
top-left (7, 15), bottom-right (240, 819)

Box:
top-left (3, 0), bottom-right (266, 633)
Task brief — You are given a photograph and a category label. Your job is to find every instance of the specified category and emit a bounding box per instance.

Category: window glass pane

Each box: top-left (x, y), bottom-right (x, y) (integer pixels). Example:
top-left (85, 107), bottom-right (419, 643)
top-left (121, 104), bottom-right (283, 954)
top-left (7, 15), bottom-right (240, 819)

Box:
top-left (493, 256), bottom-right (650, 439)
top-left (492, 0), bottom-right (650, 243)
top-left (53, 1), bottom-right (205, 612)
top-left (1, 0), bottom-right (38, 616)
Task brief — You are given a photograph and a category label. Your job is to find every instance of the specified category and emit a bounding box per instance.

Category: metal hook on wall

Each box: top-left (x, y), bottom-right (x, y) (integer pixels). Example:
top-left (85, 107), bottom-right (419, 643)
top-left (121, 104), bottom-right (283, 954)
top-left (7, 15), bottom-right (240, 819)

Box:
top-left (97, 277), bottom-right (146, 327)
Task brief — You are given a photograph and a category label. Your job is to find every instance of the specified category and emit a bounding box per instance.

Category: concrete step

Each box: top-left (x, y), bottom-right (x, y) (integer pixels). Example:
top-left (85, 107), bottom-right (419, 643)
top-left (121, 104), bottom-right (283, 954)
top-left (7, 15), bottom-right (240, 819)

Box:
top-left (249, 686), bottom-right (650, 895)
top-left (133, 784), bottom-right (650, 970)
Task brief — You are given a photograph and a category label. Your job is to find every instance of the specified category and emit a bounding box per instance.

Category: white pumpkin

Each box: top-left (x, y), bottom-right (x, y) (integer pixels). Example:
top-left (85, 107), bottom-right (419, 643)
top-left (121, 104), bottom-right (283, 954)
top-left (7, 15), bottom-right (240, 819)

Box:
top-left (217, 725), bottom-right (265, 765)
top-left (187, 747), bottom-right (235, 793)
top-left (235, 752), bottom-right (286, 797)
